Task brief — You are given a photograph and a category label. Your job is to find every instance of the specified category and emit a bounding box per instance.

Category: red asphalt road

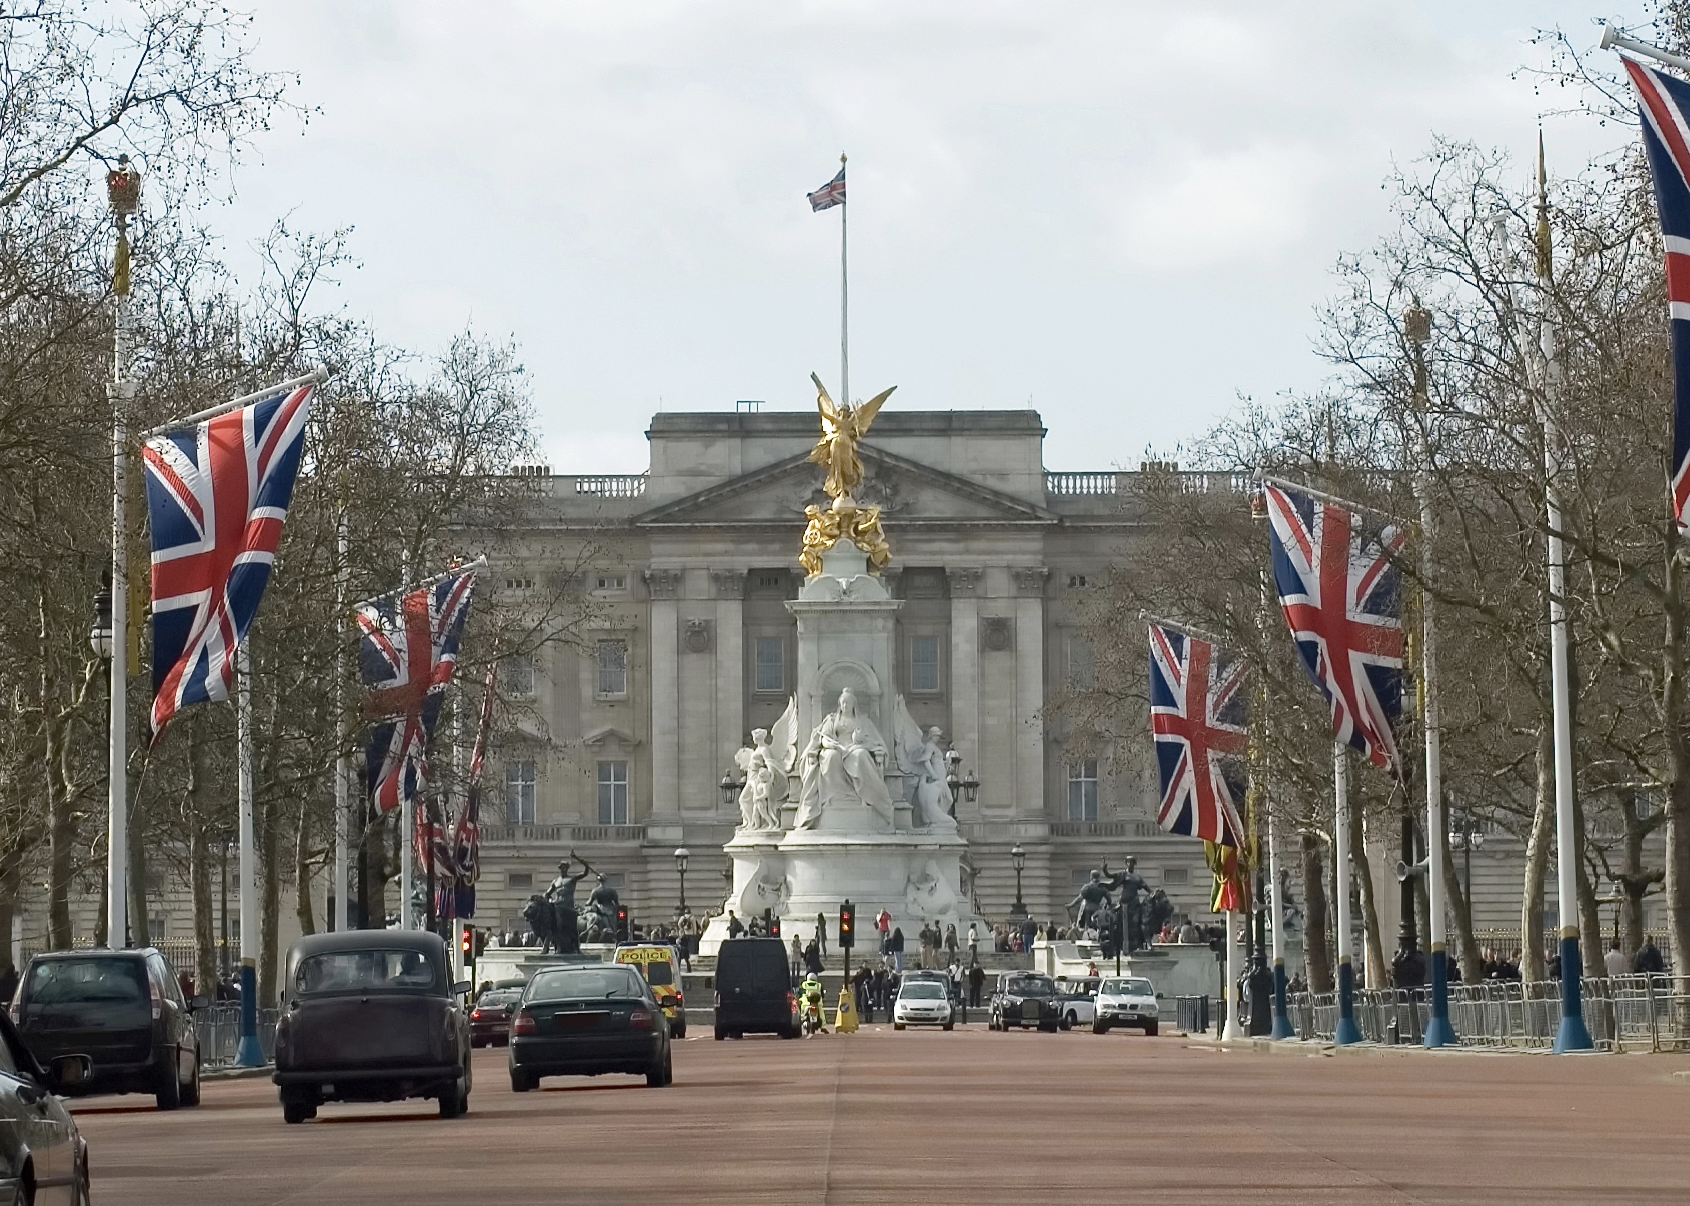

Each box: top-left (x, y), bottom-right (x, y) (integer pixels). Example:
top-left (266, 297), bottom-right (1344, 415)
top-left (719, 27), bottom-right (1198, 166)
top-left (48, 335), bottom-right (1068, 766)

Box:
top-left (70, 1025), bottom-right (1690, 1205)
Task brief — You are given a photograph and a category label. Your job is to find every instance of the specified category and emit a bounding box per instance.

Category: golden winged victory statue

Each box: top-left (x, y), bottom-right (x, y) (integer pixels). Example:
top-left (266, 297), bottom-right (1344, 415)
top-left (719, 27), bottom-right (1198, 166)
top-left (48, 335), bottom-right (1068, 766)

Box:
top-left (799, 373), bottom-right (897, 577)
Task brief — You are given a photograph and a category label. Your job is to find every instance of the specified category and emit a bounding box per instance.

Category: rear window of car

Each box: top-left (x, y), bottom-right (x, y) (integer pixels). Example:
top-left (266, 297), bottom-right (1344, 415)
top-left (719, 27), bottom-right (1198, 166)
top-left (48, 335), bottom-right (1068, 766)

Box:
top-left (24, 957), bottom-right (147, 1007)
top-left (477, 990), bottom-right (522, 1007)
top-left (294, 950), bottom-right (438, 995)
top-left (717, 942), bottom-right (788, 992)
top-left (527, 968), bottom-right (646, 1002)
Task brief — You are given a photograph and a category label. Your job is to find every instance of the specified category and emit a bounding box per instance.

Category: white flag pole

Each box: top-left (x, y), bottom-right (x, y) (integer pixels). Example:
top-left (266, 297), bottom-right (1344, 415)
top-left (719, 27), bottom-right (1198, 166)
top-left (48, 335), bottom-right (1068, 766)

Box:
top-left (1333, 742), bottom-right (1361, 1044)
top-left (839, 152), bottom-right (848, 408)
top-left (233, 646), bottom-right (264, 1065)
top-left (334, 516), bottom-right (350, 932)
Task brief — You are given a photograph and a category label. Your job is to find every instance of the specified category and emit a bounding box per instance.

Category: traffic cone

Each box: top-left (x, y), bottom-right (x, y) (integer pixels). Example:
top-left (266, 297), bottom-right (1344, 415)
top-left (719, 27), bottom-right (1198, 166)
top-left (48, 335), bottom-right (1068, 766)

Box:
top-left (834, 987), bottom-right (859, 1033)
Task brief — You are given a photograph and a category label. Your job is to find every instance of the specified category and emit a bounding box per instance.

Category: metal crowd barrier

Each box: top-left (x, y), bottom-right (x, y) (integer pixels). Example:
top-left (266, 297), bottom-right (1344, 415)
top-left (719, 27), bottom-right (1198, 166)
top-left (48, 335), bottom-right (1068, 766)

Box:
top-left (196, 1005), bottom-right (279, 1067)
top-left (1284, 974), bottom-right (1690, 1051)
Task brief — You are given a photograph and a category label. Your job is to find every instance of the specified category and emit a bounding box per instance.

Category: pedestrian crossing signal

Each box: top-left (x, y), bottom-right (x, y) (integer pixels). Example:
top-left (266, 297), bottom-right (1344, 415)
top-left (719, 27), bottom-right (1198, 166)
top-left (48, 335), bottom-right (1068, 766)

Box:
top-left (839, 901), bottom-right (855, 950)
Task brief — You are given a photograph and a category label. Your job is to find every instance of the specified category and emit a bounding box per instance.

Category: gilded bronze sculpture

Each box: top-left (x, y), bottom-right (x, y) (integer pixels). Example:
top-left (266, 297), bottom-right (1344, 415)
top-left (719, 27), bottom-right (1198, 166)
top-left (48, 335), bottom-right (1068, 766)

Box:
top-left (799, 373), bottom-right (897, 576)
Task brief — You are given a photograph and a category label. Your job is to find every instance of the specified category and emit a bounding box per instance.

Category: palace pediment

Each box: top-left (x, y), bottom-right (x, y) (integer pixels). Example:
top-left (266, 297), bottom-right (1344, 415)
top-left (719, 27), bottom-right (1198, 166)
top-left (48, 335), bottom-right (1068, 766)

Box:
top-left (631, 445), bottom-right (1057, 529)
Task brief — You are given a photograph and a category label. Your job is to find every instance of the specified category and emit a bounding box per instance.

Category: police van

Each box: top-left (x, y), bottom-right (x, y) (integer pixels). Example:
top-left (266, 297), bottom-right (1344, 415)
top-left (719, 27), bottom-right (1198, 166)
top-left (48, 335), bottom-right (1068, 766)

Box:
top-left (612, 944), bottom-right (687, 1038)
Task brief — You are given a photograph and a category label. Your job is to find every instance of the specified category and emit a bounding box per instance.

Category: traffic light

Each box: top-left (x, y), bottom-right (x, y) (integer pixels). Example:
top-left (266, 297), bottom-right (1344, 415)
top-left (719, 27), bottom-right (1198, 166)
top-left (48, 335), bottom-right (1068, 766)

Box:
top-left (616, 907), bottom-right (629, 941)
top-left (460, 926), bottom-right (475, 966)
top-left (766, 909), bottom-right (780, 938)
top-left (839, 901), bottom-right (855, 950)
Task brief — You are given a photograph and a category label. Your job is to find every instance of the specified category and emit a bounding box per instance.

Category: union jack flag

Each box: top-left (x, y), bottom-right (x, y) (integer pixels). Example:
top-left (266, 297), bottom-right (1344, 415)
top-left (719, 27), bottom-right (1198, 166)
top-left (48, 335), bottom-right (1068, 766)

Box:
top-left (357, 567), bottom-right (478, 814)
top-left (1148, 623), bottom-right (1247, 848)
top-left (449, 665), bottom-right (496, 918)
top-left (1623, 56), bottom-right (1690, 529)
top-left (1264, 483), bottom-right (1405, 771)
top-left (808, 164), bottom-right (846, 211)
top-left (142, 383), bottom-right (315, 738)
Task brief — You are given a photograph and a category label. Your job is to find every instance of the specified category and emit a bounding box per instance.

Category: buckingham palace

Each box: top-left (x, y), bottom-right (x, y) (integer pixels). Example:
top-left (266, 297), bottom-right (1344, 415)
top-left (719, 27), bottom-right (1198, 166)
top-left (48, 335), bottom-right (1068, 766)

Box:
top-left (465, 405), bottom-right (1225, 939)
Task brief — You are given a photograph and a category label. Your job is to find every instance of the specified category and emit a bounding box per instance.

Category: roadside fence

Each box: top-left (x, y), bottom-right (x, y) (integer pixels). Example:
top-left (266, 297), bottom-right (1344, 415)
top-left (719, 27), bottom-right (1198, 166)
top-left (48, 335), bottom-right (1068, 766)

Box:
top-left (1287, 974), bottom-right (1690, 1051)
top-left (196, 1005), bottom-right (279, 1067)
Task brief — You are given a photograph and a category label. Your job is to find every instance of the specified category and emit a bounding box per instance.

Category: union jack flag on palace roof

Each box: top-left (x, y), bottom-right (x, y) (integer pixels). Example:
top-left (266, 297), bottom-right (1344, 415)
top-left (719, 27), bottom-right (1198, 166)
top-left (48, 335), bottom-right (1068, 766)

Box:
top-left (1149, 624), bottom-right (1247, 849)
top-left (808, 165), bottom-right (846, 212)
top-left (142, 382), bottom-right (315, 738)
top-left (357, 566), bottom-right (479, 815)
top-left (1622, 56), bottom-right (1690, 529)
top-left (1264, 483), bottom-right (1406, 772)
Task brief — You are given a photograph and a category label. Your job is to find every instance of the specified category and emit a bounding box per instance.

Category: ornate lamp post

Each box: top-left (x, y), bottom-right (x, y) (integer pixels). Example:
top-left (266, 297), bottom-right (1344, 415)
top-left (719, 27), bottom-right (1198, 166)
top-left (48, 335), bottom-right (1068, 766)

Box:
top-left (719, 772), bottom-right (742, 808)
top-left (1009, 841), bottom-right (1027, 919)
top-left (1448, 808), bottom-right (1484, 910)
top-left (673, 846), bottom-right (690, 917)
top-left (944, 749), bottom-right (979, 819)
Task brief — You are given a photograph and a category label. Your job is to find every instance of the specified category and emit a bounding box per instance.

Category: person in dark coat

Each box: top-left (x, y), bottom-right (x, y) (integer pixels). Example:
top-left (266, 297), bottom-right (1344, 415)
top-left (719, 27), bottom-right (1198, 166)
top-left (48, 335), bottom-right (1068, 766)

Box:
top-left (890, 926), bottom-right (906, 973)
top-left (967, 961), bottom-right (986, 1008)
top-left (804, 938), bottom-right (823, 976)
top-left (1635, 937), bottom-right (1666, 974)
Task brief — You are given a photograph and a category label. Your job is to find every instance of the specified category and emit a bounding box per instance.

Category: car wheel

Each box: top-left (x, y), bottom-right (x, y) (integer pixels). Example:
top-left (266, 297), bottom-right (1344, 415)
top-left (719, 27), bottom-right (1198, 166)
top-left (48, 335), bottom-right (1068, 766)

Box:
top-left (674, 1020), bottom-right (687, 1039)
top-left (1061, 1013), bottom-right (1074, 1031)
top-left (154, 1051), bottom-right (182, 1111)
top-left (646, 1050), bottom-right (670, 1088)
top-left (470, 1037), bottom-right (483, 1049)
top-left (438, 1078), bottom-right (466, 1118)
top-left (1144, 1021), bottom-right (1159, 1036)
top-left (282, 1101), bottom-right (312, 1125)
top-left (714, 1026), bottom-right (726, 1041)
top-left (1093, 1020), bottom-right (1110, 1035)
top-left (181, 1053), bottom-right (201, 1107)
top-left (509, 1069), bottom-right (535, 1092)
top-left (942, 1022), bottom-right (954, 1032)
top-left (74, 1149), bottom-right (91, 1206)
top-left (780, 1025), bottom-right (797, 1039)
top-left (893, 1022), bottom-right (905, 1031)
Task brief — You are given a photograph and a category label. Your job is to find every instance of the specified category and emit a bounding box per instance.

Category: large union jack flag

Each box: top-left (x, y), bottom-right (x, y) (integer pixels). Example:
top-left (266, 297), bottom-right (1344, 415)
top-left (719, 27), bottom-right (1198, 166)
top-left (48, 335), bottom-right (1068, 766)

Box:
top-left (1149, 624), bottom-right (1247, 848)
top-left (1265, 483), bottom-right (1405, 771)
top-left (142, 383), bottom-right (315, 738)
top-left (357, 567), bottom-right (478, 814)
top-left (1623, 56), bottom-right (1690, 529)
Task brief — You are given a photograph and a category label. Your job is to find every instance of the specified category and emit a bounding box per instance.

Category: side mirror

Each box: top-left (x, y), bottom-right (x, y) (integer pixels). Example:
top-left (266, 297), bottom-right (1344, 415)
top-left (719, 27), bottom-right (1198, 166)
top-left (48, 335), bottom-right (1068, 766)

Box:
top-left (48, 1054), bottom-right (92, 1093)
top-left (453, 981), bottom-right (473, 996)
top-left (188, 994), bottom-right (212, 1011)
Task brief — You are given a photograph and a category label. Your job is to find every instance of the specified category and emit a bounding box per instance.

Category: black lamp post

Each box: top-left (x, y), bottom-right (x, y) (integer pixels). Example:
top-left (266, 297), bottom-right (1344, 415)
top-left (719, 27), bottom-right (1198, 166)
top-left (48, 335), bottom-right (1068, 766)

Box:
top-left (673, 846), bottom-right (690, 917)
top-left (944, 749), bottom-right (980, 819)
top-left (1449, 808), bottom-right (1484, 909)
top-left (90, 576), bottom-right (114, 661)
top-left (719, 772), bottom-right (743, 808)
top-left (1009, 841), bottom-right (1027, 919)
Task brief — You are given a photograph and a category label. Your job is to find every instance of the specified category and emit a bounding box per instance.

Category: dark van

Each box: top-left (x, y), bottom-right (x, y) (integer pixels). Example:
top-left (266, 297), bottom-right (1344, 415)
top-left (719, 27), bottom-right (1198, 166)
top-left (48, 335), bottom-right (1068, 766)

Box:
top-left (713, 937), bottom-right (796, 1040)
top-left (15, 948), bottom-right (206, 1109)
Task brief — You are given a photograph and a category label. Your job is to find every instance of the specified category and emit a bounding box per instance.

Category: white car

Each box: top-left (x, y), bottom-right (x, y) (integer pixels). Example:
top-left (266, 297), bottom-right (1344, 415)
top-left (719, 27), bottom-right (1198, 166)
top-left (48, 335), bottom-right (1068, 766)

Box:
top-left (1093, 975), bottom-right (1159, 1035)
top-left (892, 979), bottom-right (955, 1030)
top-left (1055, 979), bottom-right (1098, 1029)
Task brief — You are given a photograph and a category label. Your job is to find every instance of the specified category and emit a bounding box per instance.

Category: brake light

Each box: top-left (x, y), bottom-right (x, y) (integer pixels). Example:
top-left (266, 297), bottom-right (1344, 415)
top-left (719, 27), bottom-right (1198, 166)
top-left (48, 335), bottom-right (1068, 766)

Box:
top-left (148, 976), bottom-right (162, 1021)
top-left (512, 1011), bottom-right (537, 1036)
top-left (470, 1008), bottom-right (482, 1020)
top-left (629, 1009), bottom-right (653, 1030)
top-left (786, 990), bottom-right (796, 1013)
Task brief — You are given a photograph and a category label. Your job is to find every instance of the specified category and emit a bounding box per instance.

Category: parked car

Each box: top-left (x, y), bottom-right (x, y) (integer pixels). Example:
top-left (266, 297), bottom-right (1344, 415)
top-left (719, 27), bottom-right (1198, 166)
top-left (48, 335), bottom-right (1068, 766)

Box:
top-left (987, 972), bottom-right (1062, 1032)
top-left (713, 937), bottom-right (797, 1040)
top-left (613, 943), bottom-right (686, 1038)
top-left (1093, 976), bottom-right (1159, 1035)
top-left (469, 987), bottom-right (522, 1047)
top-left (892, 979), bottom-right (954, 1030)
top-left (272, 931), bottom-right (473, 1124)
top-left (0, 1007), bottom-right (92, 1205)
top-left (15, 947), bottom-right (206, 1109)
top-left (507, 963), bottom-right (672, 1091)
top-left (1055, 977), bottom-right (1100, 1030)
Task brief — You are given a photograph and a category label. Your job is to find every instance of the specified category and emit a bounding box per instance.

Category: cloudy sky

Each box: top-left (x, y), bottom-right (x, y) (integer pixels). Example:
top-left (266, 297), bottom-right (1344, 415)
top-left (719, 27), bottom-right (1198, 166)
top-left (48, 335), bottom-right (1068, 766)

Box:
top-left (216, 1), bottom-right (1633, 473)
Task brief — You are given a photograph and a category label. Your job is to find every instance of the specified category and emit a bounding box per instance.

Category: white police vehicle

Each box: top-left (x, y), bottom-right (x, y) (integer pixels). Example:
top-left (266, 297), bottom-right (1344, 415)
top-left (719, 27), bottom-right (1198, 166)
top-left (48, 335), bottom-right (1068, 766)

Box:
top-left (1092, 975), bottom-right (1159, 1035)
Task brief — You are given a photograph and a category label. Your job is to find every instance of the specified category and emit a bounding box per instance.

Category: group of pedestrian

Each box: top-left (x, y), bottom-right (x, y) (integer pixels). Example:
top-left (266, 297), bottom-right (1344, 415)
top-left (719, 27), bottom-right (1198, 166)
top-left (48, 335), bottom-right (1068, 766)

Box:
top-left (915, 921), bottom-right (960, 968)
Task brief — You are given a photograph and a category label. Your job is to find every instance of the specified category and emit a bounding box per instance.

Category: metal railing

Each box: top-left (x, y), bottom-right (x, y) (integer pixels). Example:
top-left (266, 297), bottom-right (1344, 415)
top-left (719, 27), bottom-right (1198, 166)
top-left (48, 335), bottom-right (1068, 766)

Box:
top-left (1286, 974), bottom-right (1690, 1051)
top-left (196, 1005), bottom-right (279, 1067)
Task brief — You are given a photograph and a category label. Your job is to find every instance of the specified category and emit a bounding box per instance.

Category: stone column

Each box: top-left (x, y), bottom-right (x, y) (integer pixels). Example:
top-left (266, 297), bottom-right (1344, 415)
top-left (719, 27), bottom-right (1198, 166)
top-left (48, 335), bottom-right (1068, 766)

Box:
top-left (678, 569), bottom-right (716, 814)
top-left (947, 567), bottom-right (981, 813)
top-left (645, 569), bottom-right (681, 817)
top-left (1012, 568), bottom-right (1049, 825)
top-left (712, 571), bottom-right (746, 822)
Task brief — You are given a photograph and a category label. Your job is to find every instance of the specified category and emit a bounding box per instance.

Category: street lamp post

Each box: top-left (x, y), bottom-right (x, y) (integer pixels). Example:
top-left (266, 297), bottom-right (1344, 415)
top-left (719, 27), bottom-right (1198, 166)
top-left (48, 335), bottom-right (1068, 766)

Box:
top-left (944, 750), bottom-right (980, 819)
top-left (90, 579), bottom-right (114, 943)
top-left (673, 846), bottom-right (690, 917)
top-left (1449, 810), bottom-right (1484, 911)
top-left (1009, 842), bottom-right (1027, 920)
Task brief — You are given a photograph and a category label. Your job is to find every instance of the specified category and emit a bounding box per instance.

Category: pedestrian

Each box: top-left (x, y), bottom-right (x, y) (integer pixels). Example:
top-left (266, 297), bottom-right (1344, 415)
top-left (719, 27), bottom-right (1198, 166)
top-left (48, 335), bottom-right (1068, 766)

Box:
top-left (804, 938), bottom-right (823, 977)
top-left (891, 926), bottom-right (905, 973)
top-left (968, 961), bottom-right (986, 1008)
top-left (855, 965), bottom-right (873, 1023)
top-left (791, 931), bottom-right (805, 980)
top-left (876, 907), bottom-right (892, 953)
top-left (1021, 916), bottom-right (1036, 953)
top-left (967, 921), bottom-right (979, 964)
top-left (727, 910), bottom-right (745, 939)
top-left (816, 911), bottom-right (829, 959)
top-left (1604, 938), bottom-right (1628, 979)
top-left (945, 922), bottom-right (959, 964)
top-left (1635, 936), bottom-right (1666, 974)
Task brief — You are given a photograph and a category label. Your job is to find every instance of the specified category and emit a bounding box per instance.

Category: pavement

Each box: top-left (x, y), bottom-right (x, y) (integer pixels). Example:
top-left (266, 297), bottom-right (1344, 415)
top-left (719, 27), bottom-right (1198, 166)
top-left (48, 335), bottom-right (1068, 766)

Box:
top-left (70, 1023), bottom-right (1690, 1205)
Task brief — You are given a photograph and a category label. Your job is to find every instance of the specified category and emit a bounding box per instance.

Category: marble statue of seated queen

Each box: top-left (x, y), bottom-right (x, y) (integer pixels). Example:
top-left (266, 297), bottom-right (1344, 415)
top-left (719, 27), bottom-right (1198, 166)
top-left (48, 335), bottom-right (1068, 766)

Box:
top-left (793, 688), bottom-right (897, 832)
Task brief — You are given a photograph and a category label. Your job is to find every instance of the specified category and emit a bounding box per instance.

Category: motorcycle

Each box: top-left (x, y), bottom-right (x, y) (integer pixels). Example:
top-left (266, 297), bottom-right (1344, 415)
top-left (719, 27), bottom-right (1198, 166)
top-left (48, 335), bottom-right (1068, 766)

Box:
top-left (800, 985), bottom-right (827, 1035)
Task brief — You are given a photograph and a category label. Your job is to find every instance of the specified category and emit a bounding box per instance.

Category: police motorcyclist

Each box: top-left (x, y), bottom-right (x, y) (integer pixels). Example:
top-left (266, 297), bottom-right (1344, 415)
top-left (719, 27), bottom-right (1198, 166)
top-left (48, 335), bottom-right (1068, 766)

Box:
top-left (800, 971), bottom-right (828, 1033)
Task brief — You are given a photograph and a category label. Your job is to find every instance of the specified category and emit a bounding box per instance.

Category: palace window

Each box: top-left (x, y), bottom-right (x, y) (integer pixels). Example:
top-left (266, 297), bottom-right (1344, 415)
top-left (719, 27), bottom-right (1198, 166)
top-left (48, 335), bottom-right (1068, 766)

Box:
top-left (755, 637), bottom-right (784, 693)
top-left (597, 640), bottom-right (628, 698)
top-left (595, 573), bottom-right (626, 592)
top-left (1067, 759), bottom-right (1099, 821)
top-left (501, 653), bottom-right (535, 697)
top-left (1163, 868), bottom-right (1189, 886)
top-left (507, 871), bottom-right (533, 890)
top-left (505, 760), bottom-right (536, 825)
top-left (597, 761), bottom-right (629, 825)
top-left (910, 635), bottom-right (941, 693)
top-left (1065, 635), bottom-right (1095, 691)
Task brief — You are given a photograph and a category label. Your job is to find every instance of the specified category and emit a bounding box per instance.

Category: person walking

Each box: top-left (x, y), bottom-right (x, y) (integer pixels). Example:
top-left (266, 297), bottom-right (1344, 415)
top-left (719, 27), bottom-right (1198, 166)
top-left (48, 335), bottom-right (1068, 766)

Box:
top-left (968, 961), bottom-right (986, 1008)
top-left (891, 926), bottom-right (905, 974)
top-left (945, 922), bottom-right (959, 964)
top-left (876, 908), bottom-right (892, 955)
top-left (1635, 936), bottom-right (1666, 974)
top-left (854, 965), bottom-right (872, 1023)
top-left (804, 937), bottom-right (823, 977)
top-left (727, 910), bottom-right (745, 939)
top-left (816, 911), bottom-right (829, 960)
top-left (791, 931), bottom-right (805, 981)
top-left (967, 922), bottom-right (979, 964)
top-left (1604, 938), bottom-right (1628, 979)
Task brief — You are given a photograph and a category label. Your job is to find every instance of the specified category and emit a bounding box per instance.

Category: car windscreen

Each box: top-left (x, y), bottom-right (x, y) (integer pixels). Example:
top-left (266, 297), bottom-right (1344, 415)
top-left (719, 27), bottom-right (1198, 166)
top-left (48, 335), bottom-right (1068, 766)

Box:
top-left (900, 982), bottom-right (947, 999)
top-left (1101, 978), bottom-right (1153, 996)
top-left (1007, 978), bottom-right (1054, 997)
top-left (21, 958), bottom-right (148, 1024)
top-left (527, 968), bottom-right (646, 1002)
top-left (294, 949), bottom-right (439, 996)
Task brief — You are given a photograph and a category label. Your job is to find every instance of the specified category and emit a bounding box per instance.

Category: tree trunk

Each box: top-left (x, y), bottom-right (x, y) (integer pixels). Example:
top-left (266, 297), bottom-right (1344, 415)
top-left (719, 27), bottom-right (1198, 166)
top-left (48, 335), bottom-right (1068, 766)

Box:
top-left (259, 789), bottom-right (280, 1010)
top-left (42, 590), bottom-right (72, 951)
top-left (1350, 805), bottom-right (1387, 990)
top-left (1521, 724), bottom-right (1555, 982)
top-left (128, 790), bottom-right (148, 949)
top-left (1441, 823), bottom-right (1483, 982)
top-left (0, 846), bottom-right (25, 978)
top-left (1662, 536), bottom-right (1690, 978)
top-left (295, 802), bottom-right (315, 938)
top-left (1300, 829), bottom-right (1332, 993)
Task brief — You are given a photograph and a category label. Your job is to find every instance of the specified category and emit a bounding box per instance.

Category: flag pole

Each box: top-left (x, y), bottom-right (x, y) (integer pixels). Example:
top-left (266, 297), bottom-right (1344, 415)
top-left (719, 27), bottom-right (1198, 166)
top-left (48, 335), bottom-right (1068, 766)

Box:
top-left (1534, 137), bottom-right (1592, 1052)
top-left (234, 645), bottom-right (264, 1065)
top-left (1222, 908), bottom-right (1242, 1040)
top-left (1333, 742), bottom-right (1362, 1044)
top-left (1601, 24), bottom-right (1690, 73)
top-left (140, 368), bottom-right (327, 440)
top-left (839, 152), bottom-right (848, 408)
top-left (107, 206), bottom-right (133, 954)
top-left (334, 516), bottom-right (350, 932)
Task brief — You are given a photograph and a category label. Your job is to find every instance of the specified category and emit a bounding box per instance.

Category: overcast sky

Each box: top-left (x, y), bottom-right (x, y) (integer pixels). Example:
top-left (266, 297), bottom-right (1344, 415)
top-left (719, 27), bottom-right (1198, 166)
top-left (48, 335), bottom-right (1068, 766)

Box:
top-left (216, 1), bottom-right (1634, 474)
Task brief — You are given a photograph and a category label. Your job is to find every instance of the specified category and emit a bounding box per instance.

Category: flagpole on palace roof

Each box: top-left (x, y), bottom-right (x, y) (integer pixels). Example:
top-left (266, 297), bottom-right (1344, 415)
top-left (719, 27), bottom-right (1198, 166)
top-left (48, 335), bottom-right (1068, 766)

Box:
top-left (840, 153), bottom-right (849, 409)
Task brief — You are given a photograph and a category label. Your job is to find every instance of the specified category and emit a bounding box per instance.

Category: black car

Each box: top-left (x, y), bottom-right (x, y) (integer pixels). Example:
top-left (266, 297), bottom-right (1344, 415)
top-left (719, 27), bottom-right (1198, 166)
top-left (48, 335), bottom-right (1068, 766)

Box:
top-left (273, 931), bottom-right (473, 1123)
top-left (15, 947), bottom-right (206, 1109)
top-left (713, 937), bottom-right (796, 1040)
top-left (0, 1008), bottom-right (93, 1205)
top-left (507, 963), bottom-right (671, 1091)
top-left (469, 987), bottom-right (521, 1047)
top-left (988, 972), bottom-right (1062, 1032)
